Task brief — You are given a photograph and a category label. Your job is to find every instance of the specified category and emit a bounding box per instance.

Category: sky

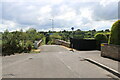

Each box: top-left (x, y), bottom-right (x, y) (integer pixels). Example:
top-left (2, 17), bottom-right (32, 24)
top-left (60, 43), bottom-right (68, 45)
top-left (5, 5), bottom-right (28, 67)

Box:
top-left (0, 0), bottom-right (119, 32)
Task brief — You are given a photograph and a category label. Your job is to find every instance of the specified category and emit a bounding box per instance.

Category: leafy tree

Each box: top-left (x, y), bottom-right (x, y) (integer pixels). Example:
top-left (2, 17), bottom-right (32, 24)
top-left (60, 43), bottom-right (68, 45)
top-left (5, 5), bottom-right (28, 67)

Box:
top-left (105, 29), bottom-right (110, 32)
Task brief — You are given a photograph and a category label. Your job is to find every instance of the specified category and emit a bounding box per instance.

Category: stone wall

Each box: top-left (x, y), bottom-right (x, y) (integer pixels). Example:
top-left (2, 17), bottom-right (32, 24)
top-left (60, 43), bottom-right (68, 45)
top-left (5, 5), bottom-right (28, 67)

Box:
top-left (54, 39), bottom-right (70, 48)
top-left (101, 43), bottom-right (120, 61)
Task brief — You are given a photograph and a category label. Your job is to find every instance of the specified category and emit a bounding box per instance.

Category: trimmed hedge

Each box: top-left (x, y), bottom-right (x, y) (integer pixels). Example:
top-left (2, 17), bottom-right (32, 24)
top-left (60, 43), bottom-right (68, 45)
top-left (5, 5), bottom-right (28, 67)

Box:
top-left (94, 33), bottom-right (107, 43)
top-left (94, 33), bottom-right (108, 50)
top-left (108, 20), bottom-right (120, 45)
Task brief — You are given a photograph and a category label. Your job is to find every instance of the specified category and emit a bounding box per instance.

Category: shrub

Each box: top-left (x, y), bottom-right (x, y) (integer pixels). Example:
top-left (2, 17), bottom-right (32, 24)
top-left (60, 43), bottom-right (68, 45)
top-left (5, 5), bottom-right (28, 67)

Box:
top-left (108, 20), bottom-right (120, 45)
top-left (94, 33), bottom-right (108, 43)
top-left (73, 35), bottom-right (84, 39)
top-left (2, 33), bottom-right (18, 55)
top-left (50, 33), bottom-right (62, 39)
top-left (24, 41), bottom-right (33, 53)
top-left (94, 33), bottom-right (108, 50)
top-left (48, 33), bottom-right (62, 44)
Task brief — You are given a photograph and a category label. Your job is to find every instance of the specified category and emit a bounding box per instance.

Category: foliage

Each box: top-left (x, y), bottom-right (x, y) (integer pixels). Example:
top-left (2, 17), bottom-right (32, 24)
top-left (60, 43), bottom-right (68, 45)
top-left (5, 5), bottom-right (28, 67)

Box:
top-left (50, 33), bottom-right (62, 39)
top-left (2, 28), bottom-right (45, 56)
top-left (2, 26), bottom-right (116, 56)
top-left (48, 33), bottom-right (62, 44)
top-left (73, 35), bottom-right (84, 39)
top-left (94, 33), bottom-right (108, 50)
top-left (94, 33), bottom-right (108, 43)
top-left (108, 20), bottom-right (120, 45)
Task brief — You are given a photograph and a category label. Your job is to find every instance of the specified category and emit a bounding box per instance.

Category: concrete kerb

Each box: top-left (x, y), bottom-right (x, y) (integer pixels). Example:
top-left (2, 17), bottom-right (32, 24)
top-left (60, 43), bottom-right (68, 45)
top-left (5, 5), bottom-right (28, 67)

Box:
top-left (85, 58), bottom-right (120, 78)
top-left (61, 45), bottom-right (120, 78)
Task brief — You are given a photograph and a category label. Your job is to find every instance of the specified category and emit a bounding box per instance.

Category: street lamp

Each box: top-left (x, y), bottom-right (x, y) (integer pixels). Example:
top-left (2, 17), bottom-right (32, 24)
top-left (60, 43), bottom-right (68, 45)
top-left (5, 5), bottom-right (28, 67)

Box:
top-left (71, 27), bottom-right (74, 38)
top-left (70, 27), bottom-right (74, 52)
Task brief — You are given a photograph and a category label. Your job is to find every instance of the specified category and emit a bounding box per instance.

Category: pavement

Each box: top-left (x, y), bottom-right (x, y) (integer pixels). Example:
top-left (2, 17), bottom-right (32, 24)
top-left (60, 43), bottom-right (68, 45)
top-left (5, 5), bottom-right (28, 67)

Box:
top-left (0, 56), bottom-right (2, 79)
top-left (74, 50), bottom-right (119, 72)
top-left (2, 45), bottom-right (120, 78)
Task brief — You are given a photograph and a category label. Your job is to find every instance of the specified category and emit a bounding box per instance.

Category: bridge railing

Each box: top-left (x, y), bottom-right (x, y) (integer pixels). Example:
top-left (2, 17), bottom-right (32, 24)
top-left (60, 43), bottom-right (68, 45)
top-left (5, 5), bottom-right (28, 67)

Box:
top-left (54, 39), bottom-right (70, 47)
top-left (37, 40), bottom-right (42, 47)
top-left (34, 40), bottom-right (43, 49)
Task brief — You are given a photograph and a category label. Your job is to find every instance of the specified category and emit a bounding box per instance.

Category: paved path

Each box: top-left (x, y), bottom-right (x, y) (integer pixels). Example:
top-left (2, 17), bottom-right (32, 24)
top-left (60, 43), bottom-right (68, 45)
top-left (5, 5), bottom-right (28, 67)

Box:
top-left (75, 50), bottom-right (119, 72)
top-left (2, 45), bottom-right (119, 78)
top-left (0, 56), bottom-right (2, 79)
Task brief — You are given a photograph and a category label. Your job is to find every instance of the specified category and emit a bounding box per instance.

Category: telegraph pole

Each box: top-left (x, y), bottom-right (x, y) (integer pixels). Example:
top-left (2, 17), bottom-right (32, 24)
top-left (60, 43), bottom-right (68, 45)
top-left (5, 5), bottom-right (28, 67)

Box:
top-left (49, 17), bottom-right (54, 31)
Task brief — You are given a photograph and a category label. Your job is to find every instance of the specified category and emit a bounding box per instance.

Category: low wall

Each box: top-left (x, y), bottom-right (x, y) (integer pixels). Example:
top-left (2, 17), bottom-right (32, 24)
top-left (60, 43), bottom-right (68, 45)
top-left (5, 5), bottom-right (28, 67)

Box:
top-left (37, 40), bottom-right (42, 47)
top-left (101, 43), bottom-right (120, 61)
top-left (54, 39), bottom-right (70, 47)
top-left (34, 40), bottom-right (42, 49)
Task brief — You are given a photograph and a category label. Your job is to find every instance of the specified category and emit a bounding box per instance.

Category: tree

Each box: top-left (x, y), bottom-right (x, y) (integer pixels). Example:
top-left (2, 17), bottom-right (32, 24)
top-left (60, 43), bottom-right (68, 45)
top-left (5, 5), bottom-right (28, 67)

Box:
top-left (92, 29), bottom-right (96, 32)
top-left (76, 29), bottom-right (81, 31)
top-left (105, 29), bottom-right (110, 32)
top-left (108, 20), bottom-right (120, 45)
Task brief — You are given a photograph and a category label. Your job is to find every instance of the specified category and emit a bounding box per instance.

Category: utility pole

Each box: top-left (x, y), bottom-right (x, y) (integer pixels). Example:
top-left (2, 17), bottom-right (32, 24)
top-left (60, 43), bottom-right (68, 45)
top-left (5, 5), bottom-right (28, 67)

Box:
top-left (49, 17), bottom-right (54, 32)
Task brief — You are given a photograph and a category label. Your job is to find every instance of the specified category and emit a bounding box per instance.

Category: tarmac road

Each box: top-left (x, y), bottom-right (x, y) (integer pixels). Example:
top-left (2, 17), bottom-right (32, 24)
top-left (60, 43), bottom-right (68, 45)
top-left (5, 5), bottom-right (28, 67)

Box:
top-left (2, 45), bottom-right (119, 78)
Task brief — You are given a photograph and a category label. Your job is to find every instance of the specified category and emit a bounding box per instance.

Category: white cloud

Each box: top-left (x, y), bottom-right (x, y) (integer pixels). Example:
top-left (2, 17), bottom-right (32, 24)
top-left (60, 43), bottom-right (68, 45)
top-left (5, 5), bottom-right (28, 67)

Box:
top-left (26, 5), bottom-right (36, 10)
top-left (0, 0), bottom-right (118, 32)
top-left (40, 5), bottom-right (52, 14)
top-left (80, 8), bottom-right (92, 20)
top-left (0, 20), bottom-right (18, 32)
top-left (100, 0), bottom-right (119, 7)
top-left (56, 11), bottom-right (76, 21)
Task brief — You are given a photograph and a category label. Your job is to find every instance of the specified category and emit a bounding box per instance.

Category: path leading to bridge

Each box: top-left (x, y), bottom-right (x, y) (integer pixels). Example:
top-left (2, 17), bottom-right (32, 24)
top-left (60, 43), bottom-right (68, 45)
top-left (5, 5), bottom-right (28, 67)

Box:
top-left (2, 45), bottom-right (118, 78)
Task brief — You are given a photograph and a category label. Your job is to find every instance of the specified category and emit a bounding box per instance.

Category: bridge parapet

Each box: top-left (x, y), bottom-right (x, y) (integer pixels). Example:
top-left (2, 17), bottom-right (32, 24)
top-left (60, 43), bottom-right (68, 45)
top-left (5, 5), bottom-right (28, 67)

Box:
top-left (34, 40), bottom-right (42, 49)
top-left (54, 39), bottom-right (70, 47)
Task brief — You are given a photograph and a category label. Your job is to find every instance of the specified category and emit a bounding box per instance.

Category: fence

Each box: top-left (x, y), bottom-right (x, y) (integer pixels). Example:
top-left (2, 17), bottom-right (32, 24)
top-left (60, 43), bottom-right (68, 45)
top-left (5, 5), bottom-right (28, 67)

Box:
top-left (70, 38), bottom-right (97, 50)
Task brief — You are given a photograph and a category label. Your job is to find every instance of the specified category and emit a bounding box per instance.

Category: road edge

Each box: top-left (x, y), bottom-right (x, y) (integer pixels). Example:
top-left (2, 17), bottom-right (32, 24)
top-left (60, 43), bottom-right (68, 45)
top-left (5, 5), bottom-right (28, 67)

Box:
top-left (85, 58), bottom-right (120, 78)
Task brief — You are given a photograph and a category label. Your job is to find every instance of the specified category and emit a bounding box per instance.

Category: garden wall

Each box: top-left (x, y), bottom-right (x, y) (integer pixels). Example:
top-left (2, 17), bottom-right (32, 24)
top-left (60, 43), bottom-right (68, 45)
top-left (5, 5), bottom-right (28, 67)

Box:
top-left (101, 43), bottom-right (120, 61)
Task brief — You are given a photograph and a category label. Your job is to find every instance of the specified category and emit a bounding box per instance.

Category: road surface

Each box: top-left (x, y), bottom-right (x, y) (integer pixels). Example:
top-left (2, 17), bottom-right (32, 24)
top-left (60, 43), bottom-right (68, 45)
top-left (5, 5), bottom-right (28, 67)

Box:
top-left (2, 45), bottom-right (119, 78)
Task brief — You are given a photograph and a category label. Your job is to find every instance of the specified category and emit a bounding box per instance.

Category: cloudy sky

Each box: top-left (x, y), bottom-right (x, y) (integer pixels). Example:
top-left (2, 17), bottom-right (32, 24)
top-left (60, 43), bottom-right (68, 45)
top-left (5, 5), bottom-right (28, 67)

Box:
top-left (0, 0), bottom-right (119, 32)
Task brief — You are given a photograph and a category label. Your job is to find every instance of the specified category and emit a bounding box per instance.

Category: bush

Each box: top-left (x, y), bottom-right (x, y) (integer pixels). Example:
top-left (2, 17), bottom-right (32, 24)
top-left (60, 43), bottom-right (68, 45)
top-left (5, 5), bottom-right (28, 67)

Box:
top-left (73, 35), bottom-right (84, 39)
top-left (94, 33), bottom-right (108, 43)
top-left (24, 41), bottom-right (33, 53)
top-left (2, 29), bottom-right (45, 56)
top-left (94, 33), bottom-right (107, 50)
top-left (50, 33), bottom-right (62, 39)
top-left (108, 20), bottom-right (120, 45)
top-left (2, 33), bottom-right (18, 55)
top-left (48, 33), bottom-right (62, 44)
